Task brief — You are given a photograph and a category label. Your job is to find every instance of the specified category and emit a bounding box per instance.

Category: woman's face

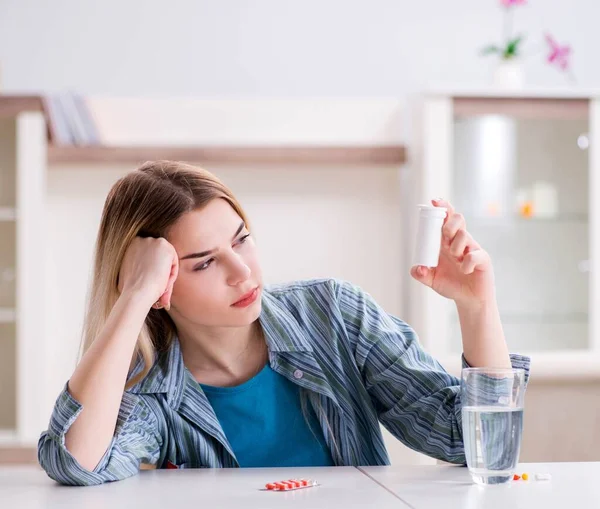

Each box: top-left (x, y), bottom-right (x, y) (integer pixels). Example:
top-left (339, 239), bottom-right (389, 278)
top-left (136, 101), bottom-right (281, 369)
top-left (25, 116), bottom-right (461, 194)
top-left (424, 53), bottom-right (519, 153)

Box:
top-left (166, 198), bottom-right (263, 328)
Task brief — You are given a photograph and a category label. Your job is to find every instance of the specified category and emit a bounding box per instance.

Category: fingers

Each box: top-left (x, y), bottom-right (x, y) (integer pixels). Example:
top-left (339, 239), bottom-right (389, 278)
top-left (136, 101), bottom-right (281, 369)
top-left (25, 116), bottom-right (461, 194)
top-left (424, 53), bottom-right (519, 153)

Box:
top-left (432, 198), bottom-right (454, 217)
top-left (442, 212), bottom-right (466, 246)
top-left (410, 265), bottom-right (435, 288)
top-left (161, 246), bottom-right (180, 310)
top-left (164, 250), bottom-right (179, 311)
top-left (157, 288), bottom-right (170, 310)
top-left (154, 251), bottom-right (179, 312)
top-left (168, 251), bottom-right (179, 289)
top-left (449, 229), bottom-right (470, 259)
top-left (153, 286), bottom-right (171, 311)
top-left (446, 221), bottom-right (482, 259)
top-left (433, 198), bottom-right (482, 254)
top-left (460, 249), bottom-right (490, 274)
top-left (422, 198), bottom-right (491, 280)
top-left (157, 279), bottom-right (177, 312)
top-left (432, 197), bottom-right (465, 244)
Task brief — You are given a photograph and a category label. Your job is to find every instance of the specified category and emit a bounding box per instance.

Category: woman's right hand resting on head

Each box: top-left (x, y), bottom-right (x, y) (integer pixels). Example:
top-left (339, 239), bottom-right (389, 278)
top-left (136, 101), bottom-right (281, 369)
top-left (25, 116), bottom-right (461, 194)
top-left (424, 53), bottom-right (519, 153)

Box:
top-left (118, 237), bottom-right (179, 310)
top-left (64, 237), bottom-right (178, 471)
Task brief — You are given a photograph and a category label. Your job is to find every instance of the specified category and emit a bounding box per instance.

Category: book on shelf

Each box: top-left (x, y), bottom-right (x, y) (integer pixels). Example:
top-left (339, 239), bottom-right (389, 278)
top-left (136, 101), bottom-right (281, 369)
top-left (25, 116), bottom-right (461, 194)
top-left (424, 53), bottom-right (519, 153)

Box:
top-left (42, 92), bottom-right (100, 147)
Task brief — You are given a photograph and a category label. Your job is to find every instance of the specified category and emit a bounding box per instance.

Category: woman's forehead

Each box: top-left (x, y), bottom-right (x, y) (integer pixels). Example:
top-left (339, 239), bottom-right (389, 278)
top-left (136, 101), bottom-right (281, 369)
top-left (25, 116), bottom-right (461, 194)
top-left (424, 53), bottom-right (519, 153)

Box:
top-left (168, 200), bottom-right (242, 248)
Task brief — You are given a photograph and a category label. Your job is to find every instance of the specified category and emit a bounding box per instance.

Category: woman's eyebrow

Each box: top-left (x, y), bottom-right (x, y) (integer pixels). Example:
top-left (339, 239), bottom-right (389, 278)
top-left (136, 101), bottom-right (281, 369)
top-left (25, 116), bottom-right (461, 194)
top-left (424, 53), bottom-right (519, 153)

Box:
top-left (179, 221), bottom-right (245, 260)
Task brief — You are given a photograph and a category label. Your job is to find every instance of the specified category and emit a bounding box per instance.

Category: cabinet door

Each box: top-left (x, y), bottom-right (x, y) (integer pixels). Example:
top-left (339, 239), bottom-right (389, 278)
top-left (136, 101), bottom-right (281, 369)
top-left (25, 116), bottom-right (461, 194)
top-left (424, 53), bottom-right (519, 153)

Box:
top-left (0, 323), bottom-right (16, 431)
top-left (0, 111), bottom-right (47, 443)
top-left (0, 118), bottom-right (17, 436)
top-left (449, 99), bottom-right (590, 354)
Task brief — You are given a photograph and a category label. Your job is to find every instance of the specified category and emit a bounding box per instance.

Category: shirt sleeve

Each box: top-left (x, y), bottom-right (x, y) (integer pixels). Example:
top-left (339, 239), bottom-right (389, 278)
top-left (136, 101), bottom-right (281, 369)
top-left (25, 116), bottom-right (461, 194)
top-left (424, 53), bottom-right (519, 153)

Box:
top-left (334, 279), bottom-right (530, 465)
top-left (37, 383), bottom-right (163, 486)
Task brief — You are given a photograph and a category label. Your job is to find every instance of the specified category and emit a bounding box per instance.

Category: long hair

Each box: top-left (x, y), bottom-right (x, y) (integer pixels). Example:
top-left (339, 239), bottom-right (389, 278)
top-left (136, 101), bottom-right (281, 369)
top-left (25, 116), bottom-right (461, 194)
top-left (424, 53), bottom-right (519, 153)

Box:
top-left (81, 161), bottom-right (250, 389)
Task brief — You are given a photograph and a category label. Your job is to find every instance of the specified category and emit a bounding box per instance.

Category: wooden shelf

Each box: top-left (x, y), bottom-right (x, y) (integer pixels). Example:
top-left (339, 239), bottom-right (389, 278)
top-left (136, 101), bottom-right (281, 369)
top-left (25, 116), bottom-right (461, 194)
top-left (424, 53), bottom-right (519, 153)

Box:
top-left (0, 208), bottom-right (16, 221)
top-left (48, 144), bottom-right (406, 166)
top-left (0, 96), bottom-right (43, 118)
top-left (0, 309), bottom-right (16, 323)
top-left (453, 97), bottom-right (589, 119)
top-left (1, 96), bottom-right (407, 166)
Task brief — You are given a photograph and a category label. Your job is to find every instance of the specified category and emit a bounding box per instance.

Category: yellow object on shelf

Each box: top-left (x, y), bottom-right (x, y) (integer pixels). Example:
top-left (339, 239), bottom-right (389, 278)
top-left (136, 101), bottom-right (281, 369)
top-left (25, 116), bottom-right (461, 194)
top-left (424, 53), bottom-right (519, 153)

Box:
top-left (520, 202), bottom-right (534, 218)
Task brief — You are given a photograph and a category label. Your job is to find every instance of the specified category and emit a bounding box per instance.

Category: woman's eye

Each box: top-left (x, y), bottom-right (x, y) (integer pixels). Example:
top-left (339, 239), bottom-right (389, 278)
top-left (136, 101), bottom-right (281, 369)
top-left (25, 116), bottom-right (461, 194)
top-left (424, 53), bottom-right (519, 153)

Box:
top-left (236, 233), bottom-right (251, 245)
top-left (194, 258), bottom-right (214, 271)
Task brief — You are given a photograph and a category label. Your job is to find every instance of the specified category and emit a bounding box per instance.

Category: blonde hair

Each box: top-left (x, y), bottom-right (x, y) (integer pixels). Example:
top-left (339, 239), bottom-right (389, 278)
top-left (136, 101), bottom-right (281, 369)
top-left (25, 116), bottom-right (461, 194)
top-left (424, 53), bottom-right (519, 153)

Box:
top-left (81, 161), bottom-right (250, 389)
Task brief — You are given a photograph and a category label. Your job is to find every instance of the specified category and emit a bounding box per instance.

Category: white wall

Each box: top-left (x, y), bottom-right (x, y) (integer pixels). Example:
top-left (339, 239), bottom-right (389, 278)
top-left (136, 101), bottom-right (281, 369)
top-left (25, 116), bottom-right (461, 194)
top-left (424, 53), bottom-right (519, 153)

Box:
top-left (0, 0), bottom-right (597, 100)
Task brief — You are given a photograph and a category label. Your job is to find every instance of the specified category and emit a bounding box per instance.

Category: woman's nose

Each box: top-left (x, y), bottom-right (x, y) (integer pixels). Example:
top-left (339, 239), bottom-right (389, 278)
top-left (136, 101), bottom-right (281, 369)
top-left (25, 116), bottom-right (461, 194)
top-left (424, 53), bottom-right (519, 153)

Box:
top-left (226, 256), bottom-right (251, 286)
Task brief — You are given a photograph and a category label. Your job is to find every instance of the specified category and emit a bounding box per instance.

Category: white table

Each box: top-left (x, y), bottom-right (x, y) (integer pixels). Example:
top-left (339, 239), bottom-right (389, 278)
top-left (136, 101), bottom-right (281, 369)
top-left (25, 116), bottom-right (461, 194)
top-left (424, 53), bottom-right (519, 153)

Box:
top-left (360, 462), bottom-right (600, 509)
top-left (0, 465), bottom-right (408, 509)
top-left (1, 463), bottom-right (597, 508)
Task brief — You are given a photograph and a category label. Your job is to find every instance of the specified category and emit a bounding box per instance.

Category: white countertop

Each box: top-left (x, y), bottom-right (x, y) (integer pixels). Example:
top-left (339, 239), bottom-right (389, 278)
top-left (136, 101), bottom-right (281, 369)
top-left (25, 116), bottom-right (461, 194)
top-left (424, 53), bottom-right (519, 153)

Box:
top-left (1, 462), bottom-right (597, 508)
top-left (0, 465), bottom-right (407, 509)
top-left (360, 462), bottom-right (600, 509)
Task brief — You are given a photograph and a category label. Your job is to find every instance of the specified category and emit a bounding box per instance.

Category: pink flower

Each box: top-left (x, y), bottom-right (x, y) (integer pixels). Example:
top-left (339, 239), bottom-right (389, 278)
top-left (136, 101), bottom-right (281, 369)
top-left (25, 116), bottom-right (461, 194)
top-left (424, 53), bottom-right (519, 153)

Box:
top-left (501, 0), bottom-right (526, 6)
top-left (545, 33), bottom-right (571, 70)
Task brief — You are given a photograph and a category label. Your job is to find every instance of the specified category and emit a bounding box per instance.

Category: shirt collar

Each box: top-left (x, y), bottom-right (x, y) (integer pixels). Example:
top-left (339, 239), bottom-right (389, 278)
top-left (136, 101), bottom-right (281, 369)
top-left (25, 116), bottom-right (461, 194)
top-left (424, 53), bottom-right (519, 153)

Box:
top-left (126, 286), bottom-right (313, 400)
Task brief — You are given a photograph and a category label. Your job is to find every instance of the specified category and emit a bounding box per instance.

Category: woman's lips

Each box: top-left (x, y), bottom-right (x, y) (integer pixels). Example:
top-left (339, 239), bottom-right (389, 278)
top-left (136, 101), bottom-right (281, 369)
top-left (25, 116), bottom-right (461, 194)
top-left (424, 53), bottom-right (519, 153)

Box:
top-left (231, 287), bottom-right (259, 307)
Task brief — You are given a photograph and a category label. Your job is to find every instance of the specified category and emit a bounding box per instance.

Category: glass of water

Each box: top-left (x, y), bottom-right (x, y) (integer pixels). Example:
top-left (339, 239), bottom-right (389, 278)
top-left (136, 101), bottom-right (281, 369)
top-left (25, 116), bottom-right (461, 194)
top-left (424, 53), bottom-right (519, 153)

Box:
top-left (461, 367), bottom-right (526, 486)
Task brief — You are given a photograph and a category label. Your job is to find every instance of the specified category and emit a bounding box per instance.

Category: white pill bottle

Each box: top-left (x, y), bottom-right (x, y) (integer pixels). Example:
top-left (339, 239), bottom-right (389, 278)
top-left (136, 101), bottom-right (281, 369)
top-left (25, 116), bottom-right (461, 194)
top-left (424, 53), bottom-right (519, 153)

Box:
top-left (413, 204), bottom-right (447, 268)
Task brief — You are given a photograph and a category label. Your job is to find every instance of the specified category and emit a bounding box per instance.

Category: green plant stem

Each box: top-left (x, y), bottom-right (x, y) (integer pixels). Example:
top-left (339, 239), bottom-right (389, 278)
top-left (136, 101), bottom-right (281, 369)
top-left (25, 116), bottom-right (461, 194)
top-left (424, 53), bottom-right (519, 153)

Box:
top-left (503, 7), bottom-right (513, 48)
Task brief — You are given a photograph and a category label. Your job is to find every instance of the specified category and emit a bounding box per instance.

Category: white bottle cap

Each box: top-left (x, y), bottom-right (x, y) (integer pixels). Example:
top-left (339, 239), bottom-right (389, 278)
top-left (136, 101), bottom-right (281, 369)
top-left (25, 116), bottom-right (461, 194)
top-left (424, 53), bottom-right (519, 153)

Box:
top-left (414, 204), bottom-right (447, 268)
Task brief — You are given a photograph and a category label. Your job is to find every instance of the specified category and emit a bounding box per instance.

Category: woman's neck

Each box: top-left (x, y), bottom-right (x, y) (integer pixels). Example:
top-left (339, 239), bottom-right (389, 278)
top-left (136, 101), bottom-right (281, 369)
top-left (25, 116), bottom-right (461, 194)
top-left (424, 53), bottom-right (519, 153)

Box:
top-left (177, 320), bottom-right (268, 387)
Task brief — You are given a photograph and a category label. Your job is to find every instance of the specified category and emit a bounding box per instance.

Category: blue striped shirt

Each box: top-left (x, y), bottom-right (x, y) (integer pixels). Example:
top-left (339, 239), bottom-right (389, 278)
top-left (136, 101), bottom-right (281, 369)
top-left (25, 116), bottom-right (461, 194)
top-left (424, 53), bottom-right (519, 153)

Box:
top-left (38, 279), bottom-right (530, 485)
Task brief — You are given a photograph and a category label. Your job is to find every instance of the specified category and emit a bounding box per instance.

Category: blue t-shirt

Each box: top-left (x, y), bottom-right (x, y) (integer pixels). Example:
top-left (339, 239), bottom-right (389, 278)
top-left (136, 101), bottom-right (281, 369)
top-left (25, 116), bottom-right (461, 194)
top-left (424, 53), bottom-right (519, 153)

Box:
top-left (199, 363), bottom-right (334, 468)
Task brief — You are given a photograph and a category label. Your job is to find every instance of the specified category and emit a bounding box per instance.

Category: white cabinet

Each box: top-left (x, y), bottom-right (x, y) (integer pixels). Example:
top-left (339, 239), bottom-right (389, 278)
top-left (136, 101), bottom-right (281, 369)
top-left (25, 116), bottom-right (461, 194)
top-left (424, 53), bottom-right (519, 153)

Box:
top-left (0, 109), bottom-right (47, 444)
top-left (411, 91), bottom-right (600, 378)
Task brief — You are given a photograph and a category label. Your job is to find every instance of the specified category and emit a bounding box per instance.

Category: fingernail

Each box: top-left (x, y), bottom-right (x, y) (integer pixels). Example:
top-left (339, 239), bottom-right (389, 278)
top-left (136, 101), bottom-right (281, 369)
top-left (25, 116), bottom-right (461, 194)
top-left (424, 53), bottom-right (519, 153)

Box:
top-left (166, 302), bottom-right (171, 311)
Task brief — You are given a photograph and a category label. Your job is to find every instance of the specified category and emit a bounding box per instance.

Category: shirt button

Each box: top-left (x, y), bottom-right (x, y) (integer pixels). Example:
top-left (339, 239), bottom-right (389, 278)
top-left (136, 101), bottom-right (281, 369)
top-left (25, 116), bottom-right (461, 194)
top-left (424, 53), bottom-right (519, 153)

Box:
top-left (293, 369), bottom-right (304, 379)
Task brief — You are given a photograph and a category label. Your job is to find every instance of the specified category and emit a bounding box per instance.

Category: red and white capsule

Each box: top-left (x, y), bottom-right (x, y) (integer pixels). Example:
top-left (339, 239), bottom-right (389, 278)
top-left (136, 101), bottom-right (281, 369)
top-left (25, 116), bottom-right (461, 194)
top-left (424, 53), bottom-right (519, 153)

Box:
top-left (264, 479), bottom-right (318, 491)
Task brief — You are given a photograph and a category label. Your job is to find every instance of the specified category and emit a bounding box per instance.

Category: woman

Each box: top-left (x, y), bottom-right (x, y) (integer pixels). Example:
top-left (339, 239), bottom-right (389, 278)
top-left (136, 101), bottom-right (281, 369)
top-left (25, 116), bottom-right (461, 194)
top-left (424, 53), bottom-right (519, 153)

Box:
top-left (38, 161), bottom-right (529, 486)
